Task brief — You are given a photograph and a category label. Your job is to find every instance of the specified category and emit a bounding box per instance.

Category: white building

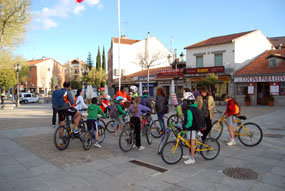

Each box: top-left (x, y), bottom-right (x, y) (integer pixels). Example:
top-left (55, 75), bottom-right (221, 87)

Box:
top-left (108, 35), bottom-right (172, 85)
top-left (184, 30), bottom-right (274, 99)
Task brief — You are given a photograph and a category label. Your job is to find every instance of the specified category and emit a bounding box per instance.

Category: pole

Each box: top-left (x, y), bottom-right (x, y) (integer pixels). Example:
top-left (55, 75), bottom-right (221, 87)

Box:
top-left (118, 0), bottom-right (121, 91)
top-left (146, 32), bottom-right (150, 92)
top-left (16, 71), bottom-right (20, 107)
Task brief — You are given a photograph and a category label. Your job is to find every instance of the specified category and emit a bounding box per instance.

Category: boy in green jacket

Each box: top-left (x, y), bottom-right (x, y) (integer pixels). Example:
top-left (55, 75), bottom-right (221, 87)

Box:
top-left (114, 96), bottom-right (126, 136)
top-left (87, 97), bottom-right (106, 148)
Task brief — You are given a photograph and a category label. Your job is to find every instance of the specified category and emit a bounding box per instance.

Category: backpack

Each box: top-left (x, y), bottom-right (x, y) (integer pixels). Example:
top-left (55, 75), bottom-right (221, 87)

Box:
top-left (52, 89), bottom-right (67, 108)
top-left (233, 99), bottom-right (241, 116)
top-left (183, 106), bottom-right (205, 131)
top-left (109, 103), bottom-right (119, 119)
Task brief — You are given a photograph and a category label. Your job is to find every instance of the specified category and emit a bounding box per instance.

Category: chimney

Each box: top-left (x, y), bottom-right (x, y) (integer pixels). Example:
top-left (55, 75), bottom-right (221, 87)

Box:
top-left (279, 44), bottom-right (283, 50)
top-left (121, 35), bottom-right (126, 39)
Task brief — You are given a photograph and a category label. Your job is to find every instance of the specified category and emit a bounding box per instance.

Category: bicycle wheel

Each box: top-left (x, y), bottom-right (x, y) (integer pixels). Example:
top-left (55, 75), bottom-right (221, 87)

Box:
top-left (161, 141), bottom-right (183, 165)
top-left (106, 120), bottom-right (118, 133)
top-left (97, 125), bottom-right (106, 144)
top-left (150, 120), bottom-right (163, 138)
top-left (82, 132), bottom-right (92, 150)
top-left (54, 126), bottom-right (70, 151)
top-left (200, 138), bottom-right (220, 160)
top-left (209, 120), bottom-right (223, 140)
top-left (145, 124), bottom-right (152, 145)
top-left (99, 119), bottom-right (106, 129)
top-left (158, 130), bottom-right (170, 154)
top-left (238, 122), bottom-right (263, 147)
top-left (167, 114), bottom-right (179, 126)
top-left (119, 122), bottom-right (135, 152)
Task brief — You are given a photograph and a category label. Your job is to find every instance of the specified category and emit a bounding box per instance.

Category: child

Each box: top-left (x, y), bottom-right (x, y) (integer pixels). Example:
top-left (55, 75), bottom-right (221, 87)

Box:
top-left (221, 94), bottom-right (236, 146)
top-left (87, 97), bottom-right (106, 148)
top-left (182, 92), bottom-right (199, 165)
top-left (129, 97), bottom-right (151, 150)
top-left (114, 96), bottom-right (126, 136)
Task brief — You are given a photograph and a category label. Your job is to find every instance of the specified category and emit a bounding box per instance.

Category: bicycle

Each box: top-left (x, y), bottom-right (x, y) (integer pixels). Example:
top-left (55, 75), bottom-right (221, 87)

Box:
top-left (161, 131), bottom-right (220, 165)
top-left (118, 112), bottom-right (152, 152)
top-left (209, 109), bottom-right (263, 147)
top-left (106, 111), bottom-right (130, 133)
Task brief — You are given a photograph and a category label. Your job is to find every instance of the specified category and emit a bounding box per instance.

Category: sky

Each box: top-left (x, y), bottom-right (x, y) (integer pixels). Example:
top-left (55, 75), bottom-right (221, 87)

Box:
top-left (14, 0), bottom-right (285, 65)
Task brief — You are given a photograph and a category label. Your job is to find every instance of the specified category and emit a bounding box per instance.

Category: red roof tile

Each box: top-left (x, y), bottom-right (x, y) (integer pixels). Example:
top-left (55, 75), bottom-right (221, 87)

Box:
top-left (268, 36), bottom-right (285, 49)
top-left (234, 49), bottom-right (285, 76)
top-left (27, 58), bottom-right (50, 66)
top-left (113, 37), bottom-right (140, 45)
top-left (124, 66), bottom-right (172, 79)
top-left (184, 30), bottom-right (256, 49)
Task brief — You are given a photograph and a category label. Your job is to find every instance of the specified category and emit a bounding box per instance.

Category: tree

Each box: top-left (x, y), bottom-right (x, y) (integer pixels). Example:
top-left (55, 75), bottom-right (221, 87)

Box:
top-left (71, 79), bottom-right (81, 90)
top-left (0, 0), bottom-right (31, 49)
top-left (86, 52), bottom-right (93, 71)
top-left (51, 76), bottom-right (58, 91)
top-left (134, 51), bottom-right (166, 92)
top-left (198, 73), bottom-right (219, 97)
top-left (96, 46), bottom-right (101, 70)
top-left (0, 68), bottom-right (16, 90)
top-left (86, 68), bottom-right (106, 88)
top-left (102, 46), bottom-right (106, 71)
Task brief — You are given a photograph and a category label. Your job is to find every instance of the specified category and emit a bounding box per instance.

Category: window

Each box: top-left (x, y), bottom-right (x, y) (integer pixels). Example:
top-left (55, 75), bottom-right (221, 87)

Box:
top-left (196, 56), bottom-right (203, 67)
top-left (280, 82), bottom-right (285, 96)
top-left (215, 54), bottom-right (223, 66)
top-left (237, 83), bottom-right (248, 95)
top-left (30, 74), bottom-right (32, 79)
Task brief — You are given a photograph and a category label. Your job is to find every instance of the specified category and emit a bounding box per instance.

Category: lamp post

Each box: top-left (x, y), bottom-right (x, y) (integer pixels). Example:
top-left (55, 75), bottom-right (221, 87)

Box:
top-left (14, 63), bottom-right (21, 107)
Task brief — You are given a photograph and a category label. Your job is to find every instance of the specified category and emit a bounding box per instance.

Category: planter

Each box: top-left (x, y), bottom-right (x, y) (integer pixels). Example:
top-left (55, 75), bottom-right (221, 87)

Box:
top-left (245, 101), bottom-right (251, 106)
top-left (268, 101), bottom-right (274, 106)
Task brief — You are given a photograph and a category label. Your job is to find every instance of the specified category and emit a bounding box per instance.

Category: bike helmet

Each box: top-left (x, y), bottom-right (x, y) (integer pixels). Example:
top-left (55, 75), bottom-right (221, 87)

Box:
top-left (183, 92), bottom-right (195, 101)
top-left (130, 85), bottom-right (137, 92)
top-left (106, 95), bottom-right (111, 100)
top-left (116, 96), bottom-right (124, 101)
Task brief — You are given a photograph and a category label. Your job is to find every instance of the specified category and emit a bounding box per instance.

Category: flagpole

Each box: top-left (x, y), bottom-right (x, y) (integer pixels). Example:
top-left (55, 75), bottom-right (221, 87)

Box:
top-left (118, 0), bottom-right (121, 91)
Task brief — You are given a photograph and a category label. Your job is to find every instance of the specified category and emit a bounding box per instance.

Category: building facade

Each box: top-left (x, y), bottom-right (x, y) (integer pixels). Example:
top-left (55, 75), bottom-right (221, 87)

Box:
top-left (64, 59), bottom-right (87, 82)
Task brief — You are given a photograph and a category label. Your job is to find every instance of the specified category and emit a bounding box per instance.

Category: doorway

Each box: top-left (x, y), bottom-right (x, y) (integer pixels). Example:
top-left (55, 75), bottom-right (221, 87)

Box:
top-left (257, 82), bottom-right (270, 105)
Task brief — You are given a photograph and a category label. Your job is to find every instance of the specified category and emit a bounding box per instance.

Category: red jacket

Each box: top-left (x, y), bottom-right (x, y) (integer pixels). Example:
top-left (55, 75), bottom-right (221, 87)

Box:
top-left (225, 98), bottom-right (235, 116)
top-left (114, 91), bottom-right (131, 102)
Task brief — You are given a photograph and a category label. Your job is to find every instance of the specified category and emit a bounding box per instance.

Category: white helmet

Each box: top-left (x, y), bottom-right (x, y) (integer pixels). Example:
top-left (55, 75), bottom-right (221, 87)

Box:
top-left (130, 85), bottom-right (137, 92)
top-left (106, 95), bottom-right (111, 100)
top-left (184, 92), bottom-right (195, 101)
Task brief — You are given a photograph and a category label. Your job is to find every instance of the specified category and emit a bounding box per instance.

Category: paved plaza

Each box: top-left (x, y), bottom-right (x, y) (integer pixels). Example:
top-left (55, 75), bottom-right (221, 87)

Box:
top-left (0, 103), bottom-right (285, 191)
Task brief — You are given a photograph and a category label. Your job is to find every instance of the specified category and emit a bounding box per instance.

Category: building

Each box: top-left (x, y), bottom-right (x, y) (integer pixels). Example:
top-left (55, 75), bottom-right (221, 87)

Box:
top-left (184, 30), bottom-right (274, 100)
top-left (234, 49), bottom-right (285, 105)
top-left (108, 35), bottom-right (172, 85)
top-left (26, 58), bottom-right (65, 94)
top-left (268, 36), bottom-right (285, 49)
top-left (64, 59), bottom-right (87, 82)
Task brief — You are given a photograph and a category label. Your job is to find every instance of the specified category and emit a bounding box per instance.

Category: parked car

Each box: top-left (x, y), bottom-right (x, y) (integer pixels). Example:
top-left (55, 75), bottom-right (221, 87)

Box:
top-left (19, 93), bottom-right (39, 104)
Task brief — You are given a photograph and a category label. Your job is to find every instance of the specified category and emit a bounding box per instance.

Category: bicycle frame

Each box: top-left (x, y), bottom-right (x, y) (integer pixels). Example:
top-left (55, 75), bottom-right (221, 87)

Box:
top-left (213, 116), bottom-right (250, 136)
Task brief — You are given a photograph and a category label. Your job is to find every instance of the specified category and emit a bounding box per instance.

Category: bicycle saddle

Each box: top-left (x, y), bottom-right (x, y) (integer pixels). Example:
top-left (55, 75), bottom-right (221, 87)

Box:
top-left (237, 116), bottom-right (247, 120)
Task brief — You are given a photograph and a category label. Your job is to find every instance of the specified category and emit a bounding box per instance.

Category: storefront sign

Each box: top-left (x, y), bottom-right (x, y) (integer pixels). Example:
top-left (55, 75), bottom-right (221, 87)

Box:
top-left (270, 82), bottom-right (280, 95)
top-left (248, 83), bottom-right (255, 95)
top-left (156, 69), bottom-right (184, 77)
top-left (234, 75), bottom-right (285, 82)
top-left (185, 66), bottom-right (224, 74)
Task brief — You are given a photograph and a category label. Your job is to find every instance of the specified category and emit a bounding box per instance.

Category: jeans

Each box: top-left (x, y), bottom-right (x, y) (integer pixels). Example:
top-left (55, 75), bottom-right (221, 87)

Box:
top-left (157, 113), bottom-right (165, 132)
top-left (130, 117), bottom-right (141, 147)
top-left (52, 107), bottom-right (57, 125)
top-left (202, 116), bottom-right (212, 140)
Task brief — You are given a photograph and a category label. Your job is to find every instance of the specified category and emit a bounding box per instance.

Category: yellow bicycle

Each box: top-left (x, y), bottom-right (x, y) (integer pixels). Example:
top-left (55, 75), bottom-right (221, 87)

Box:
top-left (161, 131), bottom-right (220, 164)
top-left (210, 110), bottom-right (263, 147)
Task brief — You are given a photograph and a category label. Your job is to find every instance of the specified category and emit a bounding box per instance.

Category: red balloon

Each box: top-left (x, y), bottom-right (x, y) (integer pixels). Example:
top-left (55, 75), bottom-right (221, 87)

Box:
top-left (75, 0), bottom-right (84, 3)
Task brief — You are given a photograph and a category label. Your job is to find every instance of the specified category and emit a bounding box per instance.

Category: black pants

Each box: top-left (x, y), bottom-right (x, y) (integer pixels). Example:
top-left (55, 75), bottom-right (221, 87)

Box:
top-left (1, 97), bottom-right (4, 105)
top-left (52, 107), bottom-right (57, 125)
top-left (202, 116), bottom-right (212, 140)
top-left (130, 116), bottom-right (141, 147)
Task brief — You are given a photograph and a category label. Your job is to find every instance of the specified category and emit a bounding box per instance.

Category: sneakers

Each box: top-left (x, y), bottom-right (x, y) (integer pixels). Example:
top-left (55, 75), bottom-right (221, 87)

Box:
top-left (182, 155), bottom-right (191, 159)
top-left (138, 146), bottom-right (145, 151)
top-left (94, 142), bottom-right (102, 148)
top-left (73, 129), bottom-right (79, 134)
top-left (184, 158), bottom-right (195, 165)
top-left (227, 140), bottom-right (236, 146)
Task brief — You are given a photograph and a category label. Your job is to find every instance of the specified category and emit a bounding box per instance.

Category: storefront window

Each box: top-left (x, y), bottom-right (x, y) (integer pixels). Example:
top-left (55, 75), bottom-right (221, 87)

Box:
top-left (280, 82), bottom-right (285, 96)
top-left (237, 83), bottom-right (248, 95)
top-left (215, 82), bottom-right (228, 100)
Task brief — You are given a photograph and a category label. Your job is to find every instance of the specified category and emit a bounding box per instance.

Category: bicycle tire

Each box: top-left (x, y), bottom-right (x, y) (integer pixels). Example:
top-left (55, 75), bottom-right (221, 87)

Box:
top-left (167, 114), bottom-right (179, 126)
top-left (238, 122), bottom-right (263, 147)
top-left (161, 141), bottom-right (183, 165)
top-left (150, 120), bottom-right (163, 138)
top-left (99, 119), bottom-right (106, 129)
top-left (158, 130), bottom-right (170, 154)
top-left (106, 120), bottom-right (118, 133)
top-left (97, 125), bottom-right (106, 144)
top-left (145, 124), bottom-right (152, 145)
top-left (54, 126), bottom-right (70, 151)
top-left (209, 120), bottom-right (223, 140)
top-left (82, 132), bottom-right (92, 150)
top-left (200, 138), bottom-right (220, 160)
top-left (119, 122), bottom-right (135, 152)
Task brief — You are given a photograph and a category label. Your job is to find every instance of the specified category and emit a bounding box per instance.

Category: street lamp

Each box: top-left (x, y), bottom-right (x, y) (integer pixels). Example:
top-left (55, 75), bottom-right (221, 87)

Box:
top-left (14, 63), bottom-right (21, 107)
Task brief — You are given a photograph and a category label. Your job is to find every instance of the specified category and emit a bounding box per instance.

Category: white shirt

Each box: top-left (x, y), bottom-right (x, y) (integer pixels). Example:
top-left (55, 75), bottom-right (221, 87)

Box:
top-left (75, 95), bottom-right (88, 111)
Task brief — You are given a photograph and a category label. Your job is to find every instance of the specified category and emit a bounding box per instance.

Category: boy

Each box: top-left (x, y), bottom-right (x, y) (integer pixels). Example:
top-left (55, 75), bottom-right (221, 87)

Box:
top-left (114, 96), bottom-right (126, 136)
top-left (221, 94), bottom-right (236, 146)
top-left (182, 92), bottom-right (200, 165)
top-left (87, 97), bottom-right (106, 148)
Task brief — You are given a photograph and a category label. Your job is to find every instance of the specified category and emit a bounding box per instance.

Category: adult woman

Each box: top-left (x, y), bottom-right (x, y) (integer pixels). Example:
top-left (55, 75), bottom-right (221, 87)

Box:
top-left (155, 87), bottom-right (168, 133)
top-left (196, 87), bottom-right (215, 141)
top-left (75, 89), bottom-right (88, 112)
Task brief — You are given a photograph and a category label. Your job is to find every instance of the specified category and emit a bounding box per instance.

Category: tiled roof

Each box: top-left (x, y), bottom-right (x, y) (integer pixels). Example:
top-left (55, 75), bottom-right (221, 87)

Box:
top-left (234, 49), bottom-right (285, 76)
top-left (27, 58), bottom-right (50, 66)
top-left (123, 66), bottom-right (172, 79)
top-left (113, 37), bottom-right (140, 45)
top-left (184, 30), bottom-right (256, 49)
top-left (268, 36), bottom-right (285, 49)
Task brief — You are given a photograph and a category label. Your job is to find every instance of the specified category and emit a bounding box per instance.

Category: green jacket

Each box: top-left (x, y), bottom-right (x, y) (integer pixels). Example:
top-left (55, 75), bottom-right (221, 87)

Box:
top-left (87, 104), bottom-right (106, 120)
top-left (185, 102), bottom-right (198, 129)
top-left (114, 100), bottom-right (126, 117)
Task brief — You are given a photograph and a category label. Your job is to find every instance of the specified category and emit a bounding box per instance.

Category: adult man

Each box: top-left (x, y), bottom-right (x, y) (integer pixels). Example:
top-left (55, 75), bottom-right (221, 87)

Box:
top-left (114, 86), bottom-right (131, 107)
top-left (57, 82), bottom-right (81, 133)
top-left (51, 85), bottom-right (60, 128)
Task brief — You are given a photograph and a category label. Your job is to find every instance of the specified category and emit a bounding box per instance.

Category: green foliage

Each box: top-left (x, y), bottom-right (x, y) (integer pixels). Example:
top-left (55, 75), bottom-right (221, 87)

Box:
top-left (71, 79), bottom-right (81, 90)
top-left (51, 76), bottom-right (58, 90)
top-left (86, 52), bottom-right (93, 70)
top-left (96, 46), bottom-right (101, 70)
top-left (0, 69), bottom-right (16, 90)
top-left (86, 68), bottom-right (106, 88)
top-left (198, 73), bottom-right (218, 95)
top-left (0, 0), bottom-right (31, 49)
top-left (102, 46), bottom-right (106, 70)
